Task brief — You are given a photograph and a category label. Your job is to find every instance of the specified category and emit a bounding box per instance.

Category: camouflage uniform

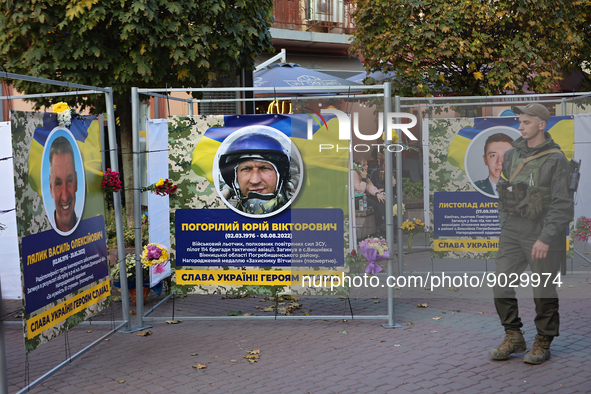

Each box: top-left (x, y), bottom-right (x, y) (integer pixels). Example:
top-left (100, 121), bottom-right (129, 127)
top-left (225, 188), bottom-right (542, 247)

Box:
top-left (494, 132), bottom-right (573, 337)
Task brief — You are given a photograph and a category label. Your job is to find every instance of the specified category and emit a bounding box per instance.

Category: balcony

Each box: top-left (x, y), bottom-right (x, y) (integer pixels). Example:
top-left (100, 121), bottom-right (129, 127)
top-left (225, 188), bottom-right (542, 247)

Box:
top-left (272, 0), bottom-right (356, 34)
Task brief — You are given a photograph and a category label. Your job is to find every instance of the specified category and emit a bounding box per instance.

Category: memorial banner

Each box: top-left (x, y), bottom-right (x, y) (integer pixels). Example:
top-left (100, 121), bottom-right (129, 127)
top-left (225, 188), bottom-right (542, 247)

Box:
top-left (11, 111), bottom-right (110, 353)
top-left (429, 116), bottom-right (574, 258)
top-left (168, 114), bottom-right (348, 295)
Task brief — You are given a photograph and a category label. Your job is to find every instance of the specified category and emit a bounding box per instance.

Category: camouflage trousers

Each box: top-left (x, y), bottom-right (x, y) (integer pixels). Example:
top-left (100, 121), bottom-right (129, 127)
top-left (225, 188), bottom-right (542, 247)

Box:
top-left (493, 215), bottom-right (562, 337)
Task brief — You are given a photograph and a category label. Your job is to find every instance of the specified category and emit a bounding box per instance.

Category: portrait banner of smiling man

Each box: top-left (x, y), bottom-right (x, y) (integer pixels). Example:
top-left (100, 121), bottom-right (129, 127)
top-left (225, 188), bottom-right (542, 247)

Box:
top-left (10, 110), bottom-right (110, 353)
top-left (168, 114), bottom-right (348, 296)
top-left (428, 115), bottom-right (574, 259)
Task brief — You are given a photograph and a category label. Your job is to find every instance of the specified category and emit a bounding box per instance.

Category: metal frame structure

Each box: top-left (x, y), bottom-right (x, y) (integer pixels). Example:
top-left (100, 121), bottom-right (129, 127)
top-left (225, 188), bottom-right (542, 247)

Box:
top-left (131, 84), bottom-right (404, 329)
top-left (0, 72), bottom-right (126, 394)
top-left (400, 91), bottom-right (591, 275)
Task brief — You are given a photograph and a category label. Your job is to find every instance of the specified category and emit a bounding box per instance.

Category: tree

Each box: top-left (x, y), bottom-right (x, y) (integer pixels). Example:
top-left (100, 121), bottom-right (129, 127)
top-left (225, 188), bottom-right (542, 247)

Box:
top-left (349, 0), bottom-right (586, 96)
top-left (0, 0), bottom-right (273, 225)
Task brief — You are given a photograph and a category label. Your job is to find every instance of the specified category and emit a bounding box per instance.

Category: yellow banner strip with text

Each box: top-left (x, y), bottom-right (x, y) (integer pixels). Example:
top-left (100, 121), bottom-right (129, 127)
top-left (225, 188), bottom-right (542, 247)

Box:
top-left (434, 239), bottom-right (499, 252)
top-left (177, 270), bottom-right (344, 286)
top-left (27, 281), bottom-right (111, 339)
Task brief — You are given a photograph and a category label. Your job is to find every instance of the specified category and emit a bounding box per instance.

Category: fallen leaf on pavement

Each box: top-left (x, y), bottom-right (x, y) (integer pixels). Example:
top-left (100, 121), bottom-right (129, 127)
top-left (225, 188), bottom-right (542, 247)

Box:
top-left (137, 330), bottom-right (152, 336)
top-left (192, 364), bottom-right (207, 369)
top-left (433, 316), bottom-right (442, 320)
top-left (339, 330), bottom-right (348, 334)
top-left (165, 320), bottom-right (182, 324)
top-left (416, 303), bottom-right (428, 308)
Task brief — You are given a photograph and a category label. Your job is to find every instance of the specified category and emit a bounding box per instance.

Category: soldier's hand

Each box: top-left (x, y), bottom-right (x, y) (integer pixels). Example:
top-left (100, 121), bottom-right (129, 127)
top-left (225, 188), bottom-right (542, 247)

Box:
top-left (531, 240), bottom-right (549, 261)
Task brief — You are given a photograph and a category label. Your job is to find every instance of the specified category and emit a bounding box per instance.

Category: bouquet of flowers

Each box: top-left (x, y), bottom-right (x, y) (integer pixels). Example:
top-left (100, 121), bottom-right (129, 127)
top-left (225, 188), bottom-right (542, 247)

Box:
top-left (111, 254), bottom-right (149, 284)
top-left (401, 218), bottom-right (425, 250)
top-left (141, 243), bottom-right (171, 287)
top-left (102, 168), bottom-right (122, 193)
top-left (575, 216), bottom-right (591, 242)
top-left (143, 178), bottom-right (177, 196)
top-left (53, 102), bottom-right (80, 127)
top-left (358, 237), bottom-right (390, 274)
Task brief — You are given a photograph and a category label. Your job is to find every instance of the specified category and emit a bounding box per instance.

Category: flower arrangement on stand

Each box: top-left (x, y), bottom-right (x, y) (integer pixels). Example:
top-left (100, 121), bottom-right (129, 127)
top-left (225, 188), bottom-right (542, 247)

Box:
top-left (142, 178), bottom-right (177, 196)
top-left (102, 168), bottom-right (122, 193)
top-left (111, 254), bottom-right (150, 305)
top-left (358, 237), bottom-right (390, 274)
top-left (401, 218), bottom-right (425, 251)
top-left (53, 102), bottom-right (80, 127)
top-left (575, 216), bottom-right (591, 242)
top-left (141, 243), bottom-right (171, 288)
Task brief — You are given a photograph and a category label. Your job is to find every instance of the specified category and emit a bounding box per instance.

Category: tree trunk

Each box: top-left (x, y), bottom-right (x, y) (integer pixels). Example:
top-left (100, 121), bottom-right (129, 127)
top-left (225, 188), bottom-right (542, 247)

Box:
top-left (117, 96), bottom-right (135, 227)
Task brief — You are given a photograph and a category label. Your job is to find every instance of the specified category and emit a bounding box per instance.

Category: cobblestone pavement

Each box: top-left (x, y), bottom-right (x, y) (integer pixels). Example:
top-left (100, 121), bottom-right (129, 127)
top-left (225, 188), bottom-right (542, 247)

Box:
top-left (3, 249), bottom-right (591, 393)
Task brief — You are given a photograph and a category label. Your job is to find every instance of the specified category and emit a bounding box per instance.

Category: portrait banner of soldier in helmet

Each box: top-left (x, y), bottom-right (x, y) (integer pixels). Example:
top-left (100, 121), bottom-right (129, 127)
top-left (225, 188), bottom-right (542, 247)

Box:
top-left (10, 111), bottom-right (110, 353)
top-left (214, 125), bottom-right (302, 218)
top-left (169, 113), bottom-right (349, 293)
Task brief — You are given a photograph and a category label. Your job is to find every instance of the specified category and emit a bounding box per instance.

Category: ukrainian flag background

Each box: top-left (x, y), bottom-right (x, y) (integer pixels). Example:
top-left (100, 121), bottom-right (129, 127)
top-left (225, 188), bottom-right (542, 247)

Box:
top-left (447, 116), bottom-right (574, 173)
top-left (190, 113), bottom-right (349, 212)
top-left (27, 113), bottom-right (104, 221)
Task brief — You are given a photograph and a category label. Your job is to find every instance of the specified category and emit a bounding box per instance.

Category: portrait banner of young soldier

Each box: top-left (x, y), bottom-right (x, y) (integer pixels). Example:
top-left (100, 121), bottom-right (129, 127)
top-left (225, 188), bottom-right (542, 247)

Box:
top-left (11, 110), bottom-right (110, 353)
top-left (428, 112), bottom-right (575, 259)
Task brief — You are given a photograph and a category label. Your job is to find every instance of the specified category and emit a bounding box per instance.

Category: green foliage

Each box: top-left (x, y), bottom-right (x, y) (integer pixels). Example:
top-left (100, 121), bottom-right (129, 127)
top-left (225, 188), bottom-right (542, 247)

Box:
top-left (0, 0), bottom-right (274, 109)
top-left (350, 0), bottom-right (587, 96)
top-left (402, 178), bottom-right (423, 199)
top-left (111, 253), bottom-right (149, 282)
top-left (105, 207), bottom-right (147, 248)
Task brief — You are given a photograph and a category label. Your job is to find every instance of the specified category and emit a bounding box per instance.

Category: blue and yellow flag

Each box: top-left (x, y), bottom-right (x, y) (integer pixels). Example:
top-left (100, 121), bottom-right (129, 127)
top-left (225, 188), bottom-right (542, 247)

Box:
top-left (191, 113), bottom-right (349, 211)
top-left (447, 116), bottom-right (574, 173)
top-left (28, 114), bottom-right (103, 219)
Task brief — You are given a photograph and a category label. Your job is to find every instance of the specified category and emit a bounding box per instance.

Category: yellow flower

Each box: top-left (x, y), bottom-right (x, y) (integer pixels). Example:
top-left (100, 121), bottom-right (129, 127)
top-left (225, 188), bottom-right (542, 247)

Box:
top-left (53, 102), bottom-right (70, 113)
top-left (155, 178), bottom-right (164, 187)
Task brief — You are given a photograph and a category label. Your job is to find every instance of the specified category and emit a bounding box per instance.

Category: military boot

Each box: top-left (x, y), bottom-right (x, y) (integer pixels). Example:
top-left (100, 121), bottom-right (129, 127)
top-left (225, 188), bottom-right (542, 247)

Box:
top-left (488, 330), bottom-right (526, 360)
top-left (523, 334), bottom-right (552, 364)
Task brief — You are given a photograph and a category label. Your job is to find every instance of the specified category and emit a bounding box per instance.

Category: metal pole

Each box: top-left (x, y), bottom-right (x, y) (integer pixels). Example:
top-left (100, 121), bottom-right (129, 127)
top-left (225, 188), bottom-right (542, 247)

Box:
top-left (0, 71), bottom-right (109, 92)
top-left (15, 322), bottom-right (126, 394)
top-left (395, 96), bottom-right (404, 275)
top-left (104, 89), bottom-right (131, 331)
top-left (188, 99), bottom-right (194, 116)
top-left (131, 87), bottom-right (147, 328)
top-left (0, 280), bottom-right (9, 394)
top-left (382, 83), bottom-right (400, 329)
top-left (561, 98), bottom-right (567, 116)
top-left (154, 97), bottom-right (159, 119)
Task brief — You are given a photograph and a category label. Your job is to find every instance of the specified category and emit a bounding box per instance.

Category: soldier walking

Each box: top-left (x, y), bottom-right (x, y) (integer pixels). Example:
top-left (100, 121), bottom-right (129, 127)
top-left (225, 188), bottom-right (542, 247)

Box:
top-left (489, 103), bottom-right (575, 364)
